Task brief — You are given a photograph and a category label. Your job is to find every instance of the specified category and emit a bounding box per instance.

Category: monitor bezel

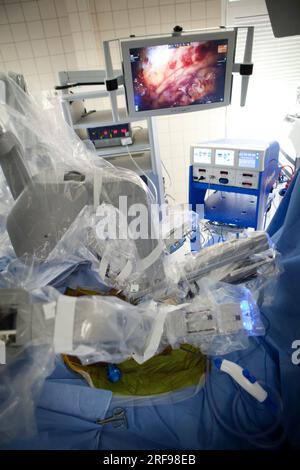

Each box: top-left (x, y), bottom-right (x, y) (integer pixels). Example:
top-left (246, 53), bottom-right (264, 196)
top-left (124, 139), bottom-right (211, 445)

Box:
top-left (121, 30), bottom-right (237, 119)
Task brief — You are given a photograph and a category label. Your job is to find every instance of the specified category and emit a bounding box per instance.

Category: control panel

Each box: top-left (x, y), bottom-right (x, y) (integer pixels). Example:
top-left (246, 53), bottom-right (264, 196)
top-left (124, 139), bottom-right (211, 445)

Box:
top-left (87, 123), bottom-right (132, 148)
top-left (189, 138), bottom-right (279, 230)
top-left (191, 143), bottom-right (264, 190)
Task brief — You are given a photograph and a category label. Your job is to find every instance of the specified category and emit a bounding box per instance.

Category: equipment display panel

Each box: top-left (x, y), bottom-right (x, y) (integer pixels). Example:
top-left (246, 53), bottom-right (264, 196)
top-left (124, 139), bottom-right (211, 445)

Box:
top-left (194, 147), bottom-right (212, 164)
top-left (238, 150), bottom-right (260, 169)
top-left (215, 148), bottom-right (235, 166)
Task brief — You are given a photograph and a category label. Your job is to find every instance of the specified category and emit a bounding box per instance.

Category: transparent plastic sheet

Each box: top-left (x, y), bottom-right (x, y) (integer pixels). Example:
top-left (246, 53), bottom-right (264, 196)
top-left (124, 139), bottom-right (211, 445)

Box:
top-left (0, 78), bottom-right (277, 310)
top-left (49, 204), bottom-right (199, 296)
top-left (136, 230), bottom-right (279, 303)
top-left (9, 283), bottom-right (264, 365)
top-left (0, 286), bottom-right (56, 444)
top-left (158, 206), bottom-right (199, 298)
top-left (0, 288), bottom-right (55, 444)
top-left (0, 174), bottom-right (13, 225)
top-left (164, 282), bottom-right (265, 356)
top-left (45, 204), bottom-right (163, 295)
top-left (0, 281), bottom-right (264, 417)
top-left (0, 74), bottom-right (281, 441)
top-left (182, 231), bottom-right (271, 283)
top-left (0, 74), bottom-right (279, 299)
top-left (186, 230), bottom-right (282, 307)
top-left (0, 286), bottom-right (206, 408)
top-left (0, 342), bottom-right (55, 445)
top-left (0, 74), bottom-right (165, 293)
top-left (160, 205), bottom-right (198, 254)
top-left (0, 232), bottom-right (14, 267)
top-left (0, 74), bottom-right (166, 440)
top-left (15, 294), bottom-right (163, 365)
top-left (0, 72), bottom-right (111, 183)
top-left (242, 250), bottom-right (283, 306)
top-left (11, 290), bottom-right (170, 365)
top-left (1, 203), bottom-right (164, 294)
top-left (0, 175), bottom-right (14, 262)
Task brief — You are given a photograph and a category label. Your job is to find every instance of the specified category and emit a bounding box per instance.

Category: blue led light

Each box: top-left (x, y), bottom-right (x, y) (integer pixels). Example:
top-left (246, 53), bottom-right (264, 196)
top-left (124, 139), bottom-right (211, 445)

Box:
top-left (240, 299), bottom-right (254, 332)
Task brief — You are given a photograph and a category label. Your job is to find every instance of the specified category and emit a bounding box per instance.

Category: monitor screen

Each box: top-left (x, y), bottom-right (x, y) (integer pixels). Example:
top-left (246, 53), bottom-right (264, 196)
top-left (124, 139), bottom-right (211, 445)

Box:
top-left (238, 151), bottom-right (260, 169)
top-left (121, 31), bottom-right (236, 118)
top-left (215, 149), bottom-right (235, 166)
top-left (194, 147), bottom-right (212, 164)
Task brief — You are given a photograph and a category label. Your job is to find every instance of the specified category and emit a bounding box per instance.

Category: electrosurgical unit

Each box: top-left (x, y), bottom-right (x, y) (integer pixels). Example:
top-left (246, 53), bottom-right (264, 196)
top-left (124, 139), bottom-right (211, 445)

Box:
top-left (189, 139), bottom-right (280, 230)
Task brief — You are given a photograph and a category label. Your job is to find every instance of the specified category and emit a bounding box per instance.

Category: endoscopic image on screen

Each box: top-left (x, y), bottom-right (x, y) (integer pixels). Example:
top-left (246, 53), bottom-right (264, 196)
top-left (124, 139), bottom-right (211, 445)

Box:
top-left (130, 40), bottom-right (228, 112)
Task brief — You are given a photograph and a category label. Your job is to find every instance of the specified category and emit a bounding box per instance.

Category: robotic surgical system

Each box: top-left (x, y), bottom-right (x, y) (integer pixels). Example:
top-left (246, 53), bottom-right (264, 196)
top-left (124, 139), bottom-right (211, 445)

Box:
top-left (189, 139), bottom-right (280, 230)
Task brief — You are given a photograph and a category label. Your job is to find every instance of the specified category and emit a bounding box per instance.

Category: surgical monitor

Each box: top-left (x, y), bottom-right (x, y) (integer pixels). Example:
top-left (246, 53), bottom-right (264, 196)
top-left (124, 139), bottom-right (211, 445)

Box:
top-left (121, 30), bottom-right (237, 118)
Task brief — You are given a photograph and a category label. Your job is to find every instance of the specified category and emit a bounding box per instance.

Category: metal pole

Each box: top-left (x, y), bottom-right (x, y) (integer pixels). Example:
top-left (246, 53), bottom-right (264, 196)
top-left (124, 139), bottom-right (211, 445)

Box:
top-left (103, 40), bottom-right (119, 122)
top-left (240, 26), bottom-right (254, 106)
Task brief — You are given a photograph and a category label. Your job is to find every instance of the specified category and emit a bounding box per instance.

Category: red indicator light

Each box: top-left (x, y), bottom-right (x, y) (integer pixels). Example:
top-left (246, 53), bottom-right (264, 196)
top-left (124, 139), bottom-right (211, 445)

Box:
top-left (113, 130), bottom-right (118, 134)
top-left (121, 129), bottom-right (127, 133)
top-left (104, 131), bottom-right (108, 135)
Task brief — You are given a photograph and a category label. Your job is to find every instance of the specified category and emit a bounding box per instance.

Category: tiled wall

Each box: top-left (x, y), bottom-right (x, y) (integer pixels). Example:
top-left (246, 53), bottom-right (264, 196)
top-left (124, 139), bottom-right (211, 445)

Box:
top-left (0, 0), bottom-right (78, 91)
top-left (0, 0), bottom-right (224, 204)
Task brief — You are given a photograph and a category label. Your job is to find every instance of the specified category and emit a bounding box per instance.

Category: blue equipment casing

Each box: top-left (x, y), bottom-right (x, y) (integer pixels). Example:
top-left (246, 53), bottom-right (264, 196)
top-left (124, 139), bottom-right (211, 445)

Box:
top-left (189, 139), bottom-right (279, 230)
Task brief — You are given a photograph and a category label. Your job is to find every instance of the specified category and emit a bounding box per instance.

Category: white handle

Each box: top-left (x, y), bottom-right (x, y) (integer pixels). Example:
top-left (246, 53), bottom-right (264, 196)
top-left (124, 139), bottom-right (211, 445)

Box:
top-left (219, 359), bottom-right (268, 403)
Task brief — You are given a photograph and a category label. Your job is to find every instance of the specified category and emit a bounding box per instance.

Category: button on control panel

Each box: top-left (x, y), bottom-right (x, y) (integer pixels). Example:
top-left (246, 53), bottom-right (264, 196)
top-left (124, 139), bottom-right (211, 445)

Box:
top-left (193, 166), bottom-right (259, 189)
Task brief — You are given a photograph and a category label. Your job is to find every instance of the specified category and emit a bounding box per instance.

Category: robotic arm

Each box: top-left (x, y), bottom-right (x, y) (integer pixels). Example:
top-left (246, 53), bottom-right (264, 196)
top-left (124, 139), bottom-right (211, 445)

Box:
top-left (0, 280), bottom-right (263, 365)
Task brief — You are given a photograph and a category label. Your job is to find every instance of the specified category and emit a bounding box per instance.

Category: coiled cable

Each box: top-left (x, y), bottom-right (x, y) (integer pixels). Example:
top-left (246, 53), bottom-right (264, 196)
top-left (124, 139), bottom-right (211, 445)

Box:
top-left (205, 358), bottom-right (286, 449)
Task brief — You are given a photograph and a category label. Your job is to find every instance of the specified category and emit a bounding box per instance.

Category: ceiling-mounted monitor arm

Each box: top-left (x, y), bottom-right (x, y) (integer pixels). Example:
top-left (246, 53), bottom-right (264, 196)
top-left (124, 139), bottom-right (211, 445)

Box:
top-left (103, 40), bottom-right (123, 122)
top-left (232, 26), bottom-right (254, 107)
